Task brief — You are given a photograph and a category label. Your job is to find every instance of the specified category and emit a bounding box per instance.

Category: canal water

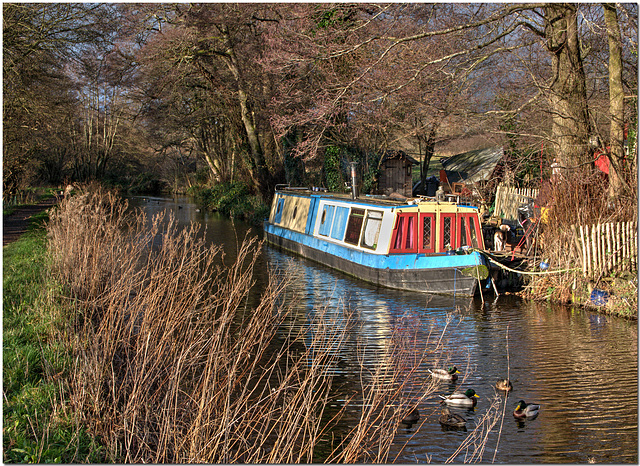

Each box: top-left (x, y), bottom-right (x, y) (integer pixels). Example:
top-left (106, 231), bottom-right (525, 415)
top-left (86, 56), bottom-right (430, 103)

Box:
top-left (130, 196), bottom-right (638, 464)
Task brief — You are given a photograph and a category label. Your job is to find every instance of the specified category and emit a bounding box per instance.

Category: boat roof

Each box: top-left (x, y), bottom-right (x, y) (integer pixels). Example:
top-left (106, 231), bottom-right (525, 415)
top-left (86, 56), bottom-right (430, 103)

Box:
top-left (274, 187), bottom-right (476, 209)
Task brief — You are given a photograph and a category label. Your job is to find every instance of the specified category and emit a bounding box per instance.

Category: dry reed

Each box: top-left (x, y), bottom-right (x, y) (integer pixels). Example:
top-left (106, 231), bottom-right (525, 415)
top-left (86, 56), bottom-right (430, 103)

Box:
top-left (46, 185), bottom-right (505, 463)
top-left (524, 168), bottom-right (637, 311)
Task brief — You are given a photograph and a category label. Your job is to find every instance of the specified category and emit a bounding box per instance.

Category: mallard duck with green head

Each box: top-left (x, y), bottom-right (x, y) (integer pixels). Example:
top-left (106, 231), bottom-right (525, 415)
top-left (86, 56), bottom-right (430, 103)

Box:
top-left (438, 407), bottom-right (466, 428)
top-left (513, 400), bottom-right (540, 419)
top-left (428, 366), bottom-right (460, 381)
top-left (439, 389), bottom-right (479, 408)
top-left (496, 379), bottom-right (513, 392)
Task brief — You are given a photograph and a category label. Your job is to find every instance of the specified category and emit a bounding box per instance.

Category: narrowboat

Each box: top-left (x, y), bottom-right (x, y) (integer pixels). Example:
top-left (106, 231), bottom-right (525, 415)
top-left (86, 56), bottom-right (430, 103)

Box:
top-left (263, 186), bottom-right (489, 296)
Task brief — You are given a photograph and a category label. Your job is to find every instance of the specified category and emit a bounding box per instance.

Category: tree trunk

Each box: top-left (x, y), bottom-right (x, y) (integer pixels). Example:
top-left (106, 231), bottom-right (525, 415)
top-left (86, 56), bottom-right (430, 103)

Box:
top-left (418, 122), bottom-right (438, 195)
top-left (603, 3), bottom-right (629, 201)
top-left (220, 26), bottom-right (271, 201)
top-left (544, 4), bottom-right (592, 169)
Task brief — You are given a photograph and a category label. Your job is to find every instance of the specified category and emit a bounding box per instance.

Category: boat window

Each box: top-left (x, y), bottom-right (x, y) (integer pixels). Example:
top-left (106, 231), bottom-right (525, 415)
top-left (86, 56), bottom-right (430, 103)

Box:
top-left (458, 213), bottom-right (481, 249)
top-left (360, 210), bottom-right (383, 250)
top-left (459, 216), bottom-right (468, 247)
top-left (344, 208), bottom-right (365, 245)
top-left (439, 213), bottom-right (456, 251)
top-left (419, 213), bottom-right (435, 253)
top-left (404, 215), bottom-right (415, 249)
top-left (274, 198), bottom-right (285, 224)
top-left (318, 205), bottom-right (335, 236)
top-left (292, 205), bottom-right (298, 220)
top-left (392, 216), bottom-right (405, 250)
top-left (330, 206), bottom-right (349, 240)
top-left (390, 212), bottom-right (418, 253)
top-left (469, 218), bottom-right (479, 248)
top-left (443, 217), bottom-right (452, 248)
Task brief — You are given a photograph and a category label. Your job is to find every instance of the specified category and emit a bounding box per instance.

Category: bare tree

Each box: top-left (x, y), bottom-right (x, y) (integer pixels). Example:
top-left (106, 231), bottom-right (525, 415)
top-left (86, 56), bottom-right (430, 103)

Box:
top-left (3, 3), bottom-right (120, 194)
top-left (134, 4), bottom-right (283, 200)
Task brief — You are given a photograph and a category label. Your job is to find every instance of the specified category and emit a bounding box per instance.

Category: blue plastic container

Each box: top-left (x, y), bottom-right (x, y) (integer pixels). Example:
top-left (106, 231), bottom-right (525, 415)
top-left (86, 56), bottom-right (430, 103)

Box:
top-left (590, 289), bottom-right (609, 306)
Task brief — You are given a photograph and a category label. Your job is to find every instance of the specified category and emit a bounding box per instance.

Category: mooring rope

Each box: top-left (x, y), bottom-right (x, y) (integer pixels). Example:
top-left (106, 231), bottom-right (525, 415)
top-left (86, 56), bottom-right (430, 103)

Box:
top-left (474, 249), bottom-right (580, 276)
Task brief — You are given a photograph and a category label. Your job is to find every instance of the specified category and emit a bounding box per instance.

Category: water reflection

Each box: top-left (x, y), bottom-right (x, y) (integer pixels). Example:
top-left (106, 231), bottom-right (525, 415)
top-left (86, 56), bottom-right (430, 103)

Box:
top-left (130, 196), bottom-right (638, 464)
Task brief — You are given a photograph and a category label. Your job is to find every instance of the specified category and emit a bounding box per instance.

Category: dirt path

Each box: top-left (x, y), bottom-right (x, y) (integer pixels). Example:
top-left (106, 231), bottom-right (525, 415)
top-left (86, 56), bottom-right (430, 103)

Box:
top-left (3, 197), bottom-right (59, 247)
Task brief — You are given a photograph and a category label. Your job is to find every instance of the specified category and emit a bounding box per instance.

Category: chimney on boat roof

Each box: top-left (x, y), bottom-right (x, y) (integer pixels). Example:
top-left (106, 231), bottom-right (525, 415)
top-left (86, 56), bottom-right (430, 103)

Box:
top-left (350, 162), bottom-right (358, 199)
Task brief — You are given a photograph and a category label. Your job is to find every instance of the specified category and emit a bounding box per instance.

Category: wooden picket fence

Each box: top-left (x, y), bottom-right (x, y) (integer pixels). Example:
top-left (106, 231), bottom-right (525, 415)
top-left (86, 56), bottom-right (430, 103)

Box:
top-left (572, 221), bottom-right (638, 278)
top-left (494, 185), bottom-right (539, 221)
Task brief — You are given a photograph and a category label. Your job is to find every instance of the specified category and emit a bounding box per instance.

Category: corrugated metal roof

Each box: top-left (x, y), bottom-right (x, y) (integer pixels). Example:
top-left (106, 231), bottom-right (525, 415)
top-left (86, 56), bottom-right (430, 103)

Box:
top-left (441, 146), bottom-right (504, 183)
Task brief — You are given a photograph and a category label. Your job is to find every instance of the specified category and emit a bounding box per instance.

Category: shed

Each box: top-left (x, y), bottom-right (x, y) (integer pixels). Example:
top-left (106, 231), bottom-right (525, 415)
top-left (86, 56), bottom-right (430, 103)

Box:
top-left (440, 146), bottom-right (504, 185)
top-left (377, 150), bottom-right (419, 197)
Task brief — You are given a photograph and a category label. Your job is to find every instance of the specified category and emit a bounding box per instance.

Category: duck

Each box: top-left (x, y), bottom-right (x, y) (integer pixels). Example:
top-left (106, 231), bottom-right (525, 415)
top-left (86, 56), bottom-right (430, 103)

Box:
top-left (439, 407), bottom-right (466, 428)
top-left (428, 366), bottom-right (460, 381)
top-left (439, 389), bottom-right (479, 408)
top-left (401, 407), bottom-right (420, 425)
top-left (513, 400), bottom-right (540, 419)
top-left (496, 379), bottom-right (513, 392)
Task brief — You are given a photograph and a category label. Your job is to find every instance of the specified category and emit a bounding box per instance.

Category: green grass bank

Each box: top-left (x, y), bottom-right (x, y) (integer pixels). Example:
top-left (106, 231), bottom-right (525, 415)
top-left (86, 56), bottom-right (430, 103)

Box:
top-left (3, 212), bottom-right (106, 463)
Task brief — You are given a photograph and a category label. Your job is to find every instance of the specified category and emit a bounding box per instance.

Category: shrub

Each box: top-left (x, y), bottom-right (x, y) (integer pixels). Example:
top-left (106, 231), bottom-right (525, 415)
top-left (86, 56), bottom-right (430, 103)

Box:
top-left (189, 181), bottom-right (269, 225)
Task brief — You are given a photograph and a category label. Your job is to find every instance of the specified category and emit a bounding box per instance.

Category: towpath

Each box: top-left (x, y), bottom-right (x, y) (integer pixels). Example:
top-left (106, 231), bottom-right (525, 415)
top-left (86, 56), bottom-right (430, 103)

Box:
top-left (3, 197), bottom-right (59, 247)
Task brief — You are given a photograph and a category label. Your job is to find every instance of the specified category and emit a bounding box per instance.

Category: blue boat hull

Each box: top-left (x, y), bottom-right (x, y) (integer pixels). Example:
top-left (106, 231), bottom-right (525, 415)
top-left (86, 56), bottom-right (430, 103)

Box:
top-left (264, 223), bottom-right (482, 296)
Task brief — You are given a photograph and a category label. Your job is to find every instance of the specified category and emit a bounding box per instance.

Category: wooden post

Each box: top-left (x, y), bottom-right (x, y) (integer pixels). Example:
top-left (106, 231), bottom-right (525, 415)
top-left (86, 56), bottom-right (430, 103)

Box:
top-left (632, 221), bottom-right (635, 271)
top-left (476, 260), bottom-right (484, 305)
top-left (618, 222), bottom-right (624, 269)
top-left (628, 221), bottom-right (633, 271)
top-left (612, 222), bottom-right (617, 271)
top-left (631, 222), bottom-right (638, 271)
top-left (628, 221), bottom-right (632, 270)
top-left (579, 225), bottom-right (587, 277)
top-left (599, 223), bottom-right (604, 276)
top-left (591, 224), bottom-right (596, 277)
top-left (615, 221), bottom-right (621, 272)
top-left (591, 225), bottom-right (599, 276)
top-left (572, 225), bottom-right (583, 276)
top-left (622, 222), bottom-right (633, 270)
top-left (628, 220), bottom-right (632, 270)
top-left (623, 221), bottom-right (628, 269)
top-left (600, 223), bottom-right (607, 276)
top-left (633, 222), bottom-right (637, 272)
top-left (606, 222), bottom-right (612, 275)
top-left (584, 224), bottom-right (591, 278)
top-left (603, 223), bottom-right (608, 275)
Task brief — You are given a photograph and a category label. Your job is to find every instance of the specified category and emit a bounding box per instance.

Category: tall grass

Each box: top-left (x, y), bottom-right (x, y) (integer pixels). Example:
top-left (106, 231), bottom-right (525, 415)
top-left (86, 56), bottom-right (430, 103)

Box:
top-left (45, 185), bottom-right (502, 462)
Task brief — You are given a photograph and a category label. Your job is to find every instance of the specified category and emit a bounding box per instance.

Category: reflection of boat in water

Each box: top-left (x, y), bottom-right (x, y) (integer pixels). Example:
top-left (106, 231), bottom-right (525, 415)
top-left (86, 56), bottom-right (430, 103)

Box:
top-left (264, 185), bottom-right (488, 296)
